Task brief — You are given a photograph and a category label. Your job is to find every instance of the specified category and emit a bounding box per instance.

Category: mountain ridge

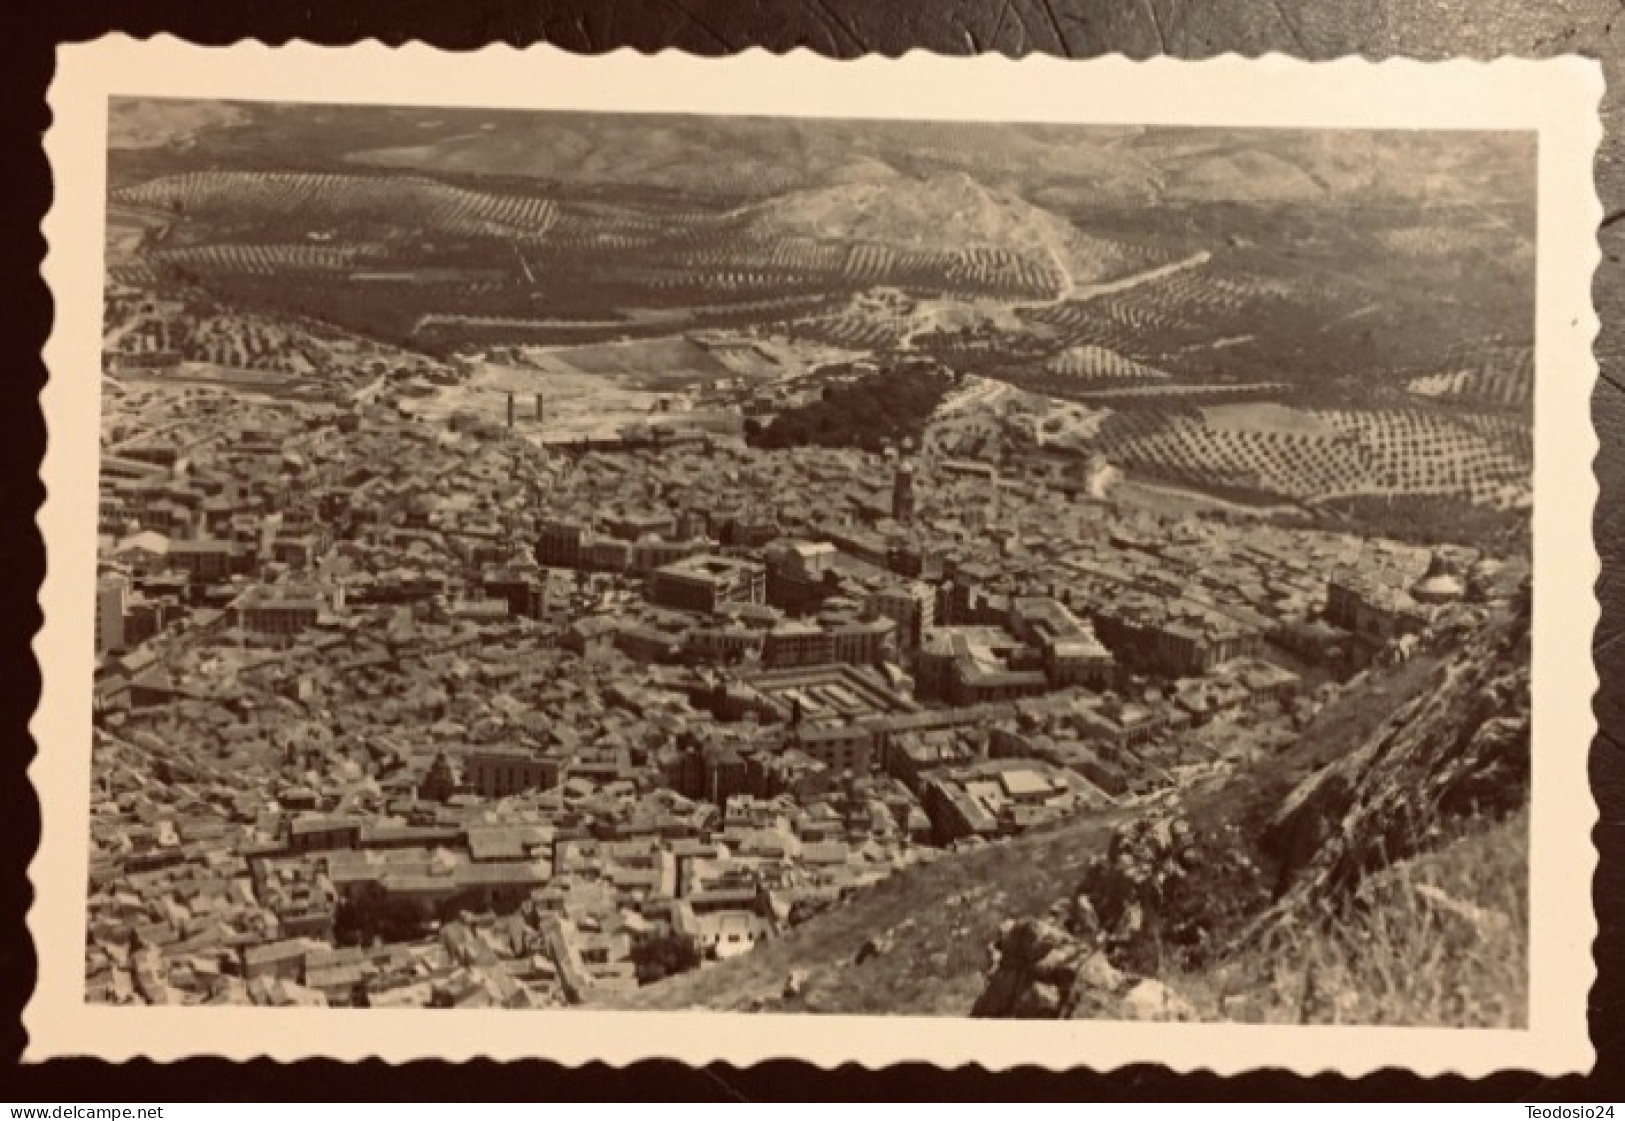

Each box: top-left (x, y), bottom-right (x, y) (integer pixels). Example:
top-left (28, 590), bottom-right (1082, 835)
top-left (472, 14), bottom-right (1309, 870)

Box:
top-left (108, 99), bottom-right (1537, 212)
top-left (741, 171), bottom-right (1084, 256)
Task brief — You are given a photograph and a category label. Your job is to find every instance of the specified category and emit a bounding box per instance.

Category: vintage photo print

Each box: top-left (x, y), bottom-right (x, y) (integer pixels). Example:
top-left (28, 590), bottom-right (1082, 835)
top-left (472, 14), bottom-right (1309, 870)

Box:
top-left (28, 40), bottom-right (1603, 1075)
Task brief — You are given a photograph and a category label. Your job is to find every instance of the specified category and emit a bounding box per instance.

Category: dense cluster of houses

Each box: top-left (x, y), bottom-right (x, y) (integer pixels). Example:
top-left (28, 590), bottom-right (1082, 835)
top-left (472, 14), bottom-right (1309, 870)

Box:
top-left (84, 319), bottom-right (1526, 1008)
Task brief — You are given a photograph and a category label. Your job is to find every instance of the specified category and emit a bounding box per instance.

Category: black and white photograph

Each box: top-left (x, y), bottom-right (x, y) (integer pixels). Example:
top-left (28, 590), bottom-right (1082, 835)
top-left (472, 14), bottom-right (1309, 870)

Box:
top-left (26, 42), bottom-right (1600, 1075)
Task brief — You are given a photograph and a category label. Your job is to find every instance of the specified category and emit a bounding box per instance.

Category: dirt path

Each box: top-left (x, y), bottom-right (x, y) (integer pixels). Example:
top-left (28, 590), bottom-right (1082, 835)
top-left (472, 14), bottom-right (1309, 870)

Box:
top-left (1021, 248), bottom-right (1212, 312)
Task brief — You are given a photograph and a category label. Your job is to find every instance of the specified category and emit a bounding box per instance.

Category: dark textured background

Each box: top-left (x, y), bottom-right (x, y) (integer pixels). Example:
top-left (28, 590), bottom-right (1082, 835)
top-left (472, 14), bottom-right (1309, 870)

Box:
top-left (3, 0), bottom-right (1621, 1100)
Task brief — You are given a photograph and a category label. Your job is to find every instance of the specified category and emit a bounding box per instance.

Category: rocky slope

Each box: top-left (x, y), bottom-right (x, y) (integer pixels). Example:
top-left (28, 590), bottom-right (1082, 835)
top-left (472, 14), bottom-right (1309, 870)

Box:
top-left (614, 594), bottom-right (1531, 1024)
top-left (1261, 605), bottom-right (1529, 904)
top-left (975, 594), bottom-right (1532, 1022)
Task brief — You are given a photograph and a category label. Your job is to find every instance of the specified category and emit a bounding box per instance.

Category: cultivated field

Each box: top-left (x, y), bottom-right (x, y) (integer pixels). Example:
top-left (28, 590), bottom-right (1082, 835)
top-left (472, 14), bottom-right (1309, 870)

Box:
top-left (102, 126), bottom-right (1536, 527)
top-left (1092, 403), bottom-right (1530, 508)
top-left (1407, 347), bottom-right (1534, 409)
top-left (1045, 344), bottom-right (1173, 382)
top-left (117, 171), bottom-right (561, 237)
top-left (923, 378), bottom-right (1531, 510)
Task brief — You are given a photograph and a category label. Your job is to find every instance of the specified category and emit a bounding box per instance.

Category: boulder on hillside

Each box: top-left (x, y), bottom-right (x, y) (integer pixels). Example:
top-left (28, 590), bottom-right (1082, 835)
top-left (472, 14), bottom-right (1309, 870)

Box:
top-left (1263, 744), bottom-right (1372, 888)
top-left (972, 918), bottom-right (1194, 1022)
top-left (1119, 978), bottom-right (1197, 1023)
top-left (854, 933), bottom-right (893, 965)
top-left (1067, 810), bottom-right (1270, 975)
top-left (1287, 621), bottom-right (1529, 907)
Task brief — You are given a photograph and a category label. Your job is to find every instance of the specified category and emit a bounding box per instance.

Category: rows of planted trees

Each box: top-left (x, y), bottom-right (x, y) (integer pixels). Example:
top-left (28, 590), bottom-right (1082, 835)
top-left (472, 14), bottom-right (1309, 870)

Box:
top-left (117, 171), bottom-right (559, 237)
top-left (1089, 404), bottom-right (1531, 507)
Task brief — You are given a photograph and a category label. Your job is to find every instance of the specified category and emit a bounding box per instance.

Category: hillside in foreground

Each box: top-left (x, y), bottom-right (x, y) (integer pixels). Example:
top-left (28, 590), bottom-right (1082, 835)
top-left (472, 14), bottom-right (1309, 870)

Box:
top-left (611, 597), bottom-right (1529, 1024)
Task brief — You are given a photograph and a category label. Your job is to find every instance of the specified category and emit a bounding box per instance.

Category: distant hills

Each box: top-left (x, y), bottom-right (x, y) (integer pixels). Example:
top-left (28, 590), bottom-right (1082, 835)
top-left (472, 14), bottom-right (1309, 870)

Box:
top-left (744, 171), bottom-right (1080, 253)
top-left (737, 171), bottom-right (1175, 289)
top-left (353, 118), bottom-right (1533, 210)
top-left (101, 98), bottom-right (1537, 403)
top-left (110, 98), bottom-right (1536, 212)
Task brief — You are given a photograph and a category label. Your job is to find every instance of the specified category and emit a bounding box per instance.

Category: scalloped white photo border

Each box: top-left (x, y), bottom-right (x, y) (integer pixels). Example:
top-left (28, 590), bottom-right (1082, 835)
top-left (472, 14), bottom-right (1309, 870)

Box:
top-left (30, 37), bottom-right (1603, 1075)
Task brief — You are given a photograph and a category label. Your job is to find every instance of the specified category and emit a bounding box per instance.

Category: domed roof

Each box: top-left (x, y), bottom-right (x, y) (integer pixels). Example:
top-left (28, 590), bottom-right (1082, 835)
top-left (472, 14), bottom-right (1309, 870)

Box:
top-left (1412, 551), bottom-right (1465, 602)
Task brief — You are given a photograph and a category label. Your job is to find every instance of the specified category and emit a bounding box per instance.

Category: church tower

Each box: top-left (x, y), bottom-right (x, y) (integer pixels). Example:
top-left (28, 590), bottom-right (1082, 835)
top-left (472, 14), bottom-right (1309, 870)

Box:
top-left (893, 460), bottom-right (916, 523)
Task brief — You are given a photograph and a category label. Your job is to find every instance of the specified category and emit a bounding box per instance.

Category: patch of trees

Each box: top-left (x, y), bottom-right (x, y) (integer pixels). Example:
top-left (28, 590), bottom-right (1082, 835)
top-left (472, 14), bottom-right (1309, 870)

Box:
top-left (630, 932), bottom-right (702, 985)
top-left (749, 367), bottom-right (953, 454)
top-left (1315, 495), bottom-right (1529, 551)
top-left (334, 894), bottom-right (431, 947)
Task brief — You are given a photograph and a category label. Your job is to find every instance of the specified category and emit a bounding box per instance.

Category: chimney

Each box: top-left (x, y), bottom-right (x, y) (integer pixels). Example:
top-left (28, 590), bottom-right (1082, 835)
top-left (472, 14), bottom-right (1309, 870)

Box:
top-left (506, 393), bottom-right (515, 428)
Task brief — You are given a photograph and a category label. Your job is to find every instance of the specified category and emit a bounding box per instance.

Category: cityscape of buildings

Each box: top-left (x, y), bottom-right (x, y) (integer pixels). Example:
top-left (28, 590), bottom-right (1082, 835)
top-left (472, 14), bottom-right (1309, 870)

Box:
top-left (84, 302), bottom-right (1526, 1010)
top-left (76, 101), bottom-right (1538, 1018)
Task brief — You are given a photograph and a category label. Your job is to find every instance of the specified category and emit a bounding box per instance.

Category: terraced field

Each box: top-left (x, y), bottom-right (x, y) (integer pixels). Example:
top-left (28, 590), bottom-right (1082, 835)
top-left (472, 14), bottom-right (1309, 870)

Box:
top-left (109, 167), bottom-right (1214, 335)
top-left (152, 243), bottom-right (389, 276)
top-left (1021, 263), bottom-right (1306, 362)
top-left (644, 239), bottom-right (1067, 302)
top-left (117, 171), bottom-right (560, 237)
top-left (1045, 344), bottom-right (1172, 382)
top-left (102, 151), bottom-right (1536, 493)
top-left (1452, 410), bottom-right (1534, 461)
top-left (771, 310), bottom-right (911, 351)
top-left (1310, 408), bottom-right (1530, 504)
top-left (1027, 293), bottom-right (1202, 352)
top-left (1091, 403), bottom-right (1531, 508)
top-left (1407, 348), bottom-right (1533, 409)
top-left (108, 261), bottom-right (161, 287)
